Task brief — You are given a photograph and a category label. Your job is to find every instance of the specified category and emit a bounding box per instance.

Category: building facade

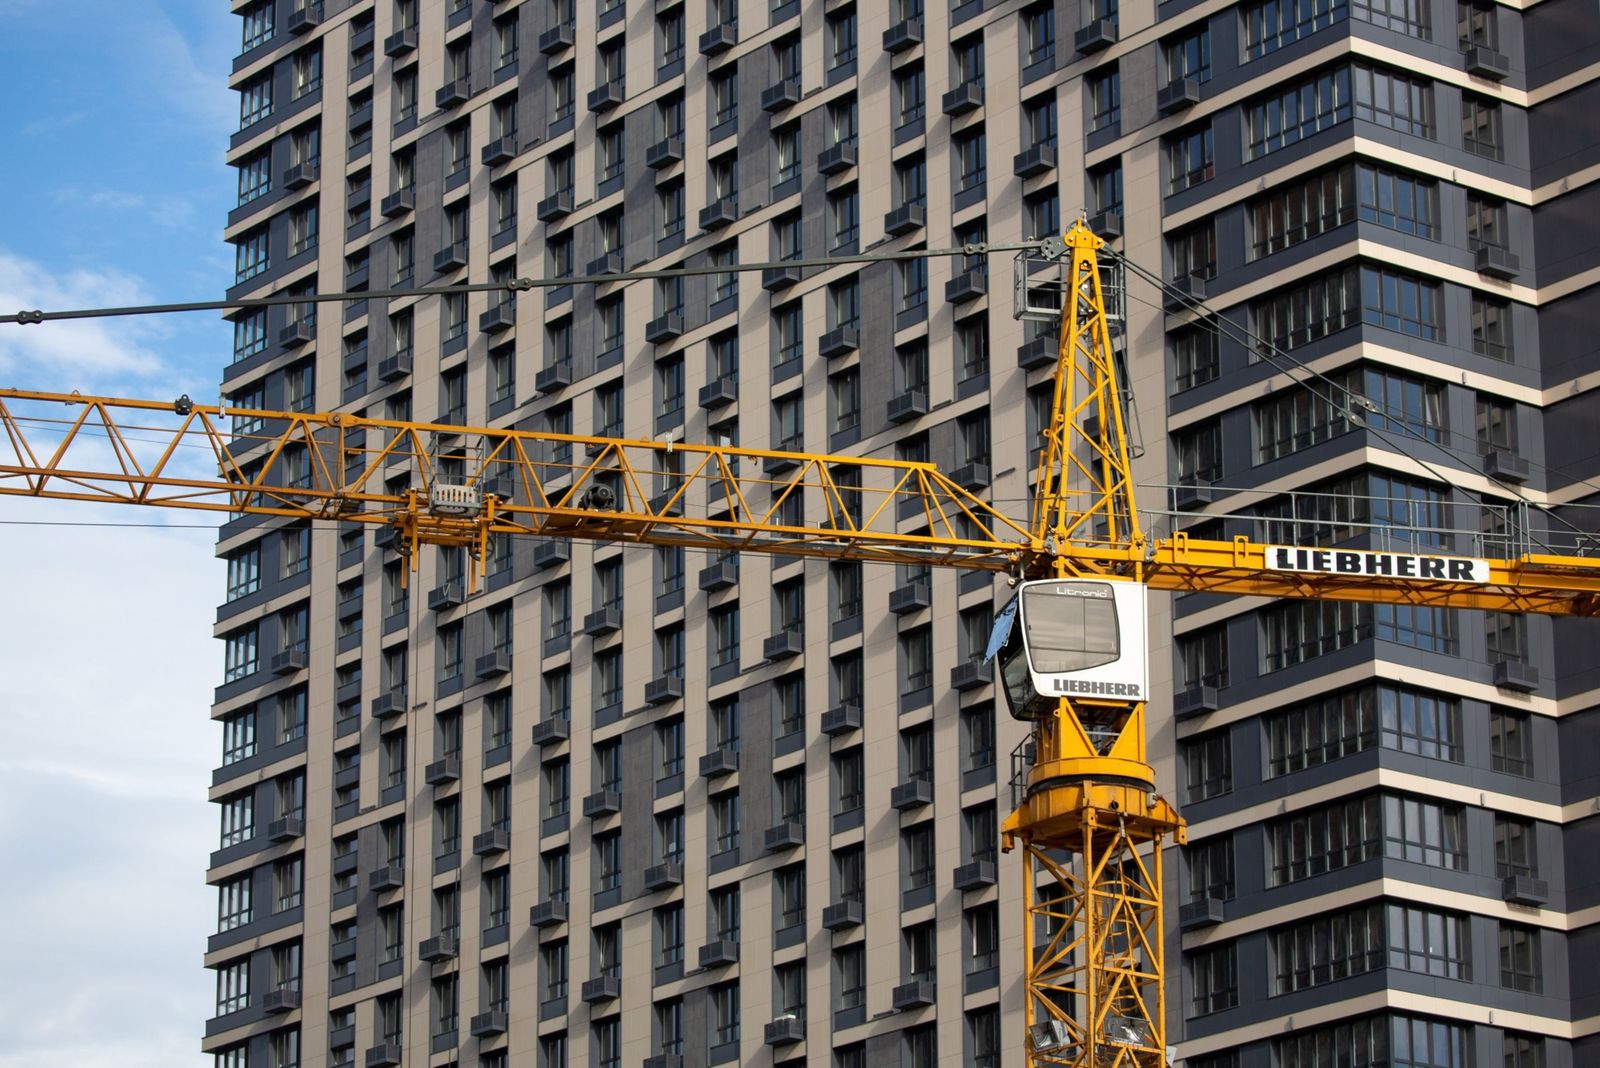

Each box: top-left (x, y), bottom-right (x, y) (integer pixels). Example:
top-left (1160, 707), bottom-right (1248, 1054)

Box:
top-left (207, 0), bottom-right (1600, 1066)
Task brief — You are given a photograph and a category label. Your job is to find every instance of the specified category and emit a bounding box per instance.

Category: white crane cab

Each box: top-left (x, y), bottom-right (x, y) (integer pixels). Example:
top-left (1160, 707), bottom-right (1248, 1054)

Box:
top-left (988, 578), bottom-right (1149, 721)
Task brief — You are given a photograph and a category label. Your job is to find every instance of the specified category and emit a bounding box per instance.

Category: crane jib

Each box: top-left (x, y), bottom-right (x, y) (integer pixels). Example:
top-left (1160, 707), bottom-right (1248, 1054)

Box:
top-left (1266, 546), bottom-right (1490, 584)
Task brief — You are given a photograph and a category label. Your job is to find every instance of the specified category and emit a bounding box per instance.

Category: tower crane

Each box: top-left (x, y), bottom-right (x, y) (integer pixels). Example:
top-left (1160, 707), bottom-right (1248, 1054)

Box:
top-left (4, 221), bottom-right (1600, 1068)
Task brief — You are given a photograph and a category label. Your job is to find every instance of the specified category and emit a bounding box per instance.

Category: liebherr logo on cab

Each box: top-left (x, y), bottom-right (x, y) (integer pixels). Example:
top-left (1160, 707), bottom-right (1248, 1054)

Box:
top-left (1052, 679), bottom-right (1143, 697)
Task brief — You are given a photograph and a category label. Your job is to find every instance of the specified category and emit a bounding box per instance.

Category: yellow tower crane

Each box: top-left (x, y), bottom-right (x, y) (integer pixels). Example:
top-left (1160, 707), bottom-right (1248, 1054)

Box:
top-left (4, 221), bottom-right (1600, 1067)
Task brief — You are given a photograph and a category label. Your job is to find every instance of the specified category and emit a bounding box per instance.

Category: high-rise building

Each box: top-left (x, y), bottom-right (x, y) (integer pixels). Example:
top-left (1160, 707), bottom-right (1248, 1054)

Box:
top-left (207, 1), bottom-right (1598, 1066)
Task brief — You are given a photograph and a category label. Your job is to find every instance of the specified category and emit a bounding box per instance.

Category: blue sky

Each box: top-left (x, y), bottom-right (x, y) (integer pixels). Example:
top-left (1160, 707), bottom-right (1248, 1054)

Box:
top-left (0, 3), bottom-right (240, 1065)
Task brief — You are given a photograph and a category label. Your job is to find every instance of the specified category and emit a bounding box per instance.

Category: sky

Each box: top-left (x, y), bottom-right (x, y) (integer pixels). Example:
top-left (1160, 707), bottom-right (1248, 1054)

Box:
top-left (0, 2), bottom-right (241, 1065)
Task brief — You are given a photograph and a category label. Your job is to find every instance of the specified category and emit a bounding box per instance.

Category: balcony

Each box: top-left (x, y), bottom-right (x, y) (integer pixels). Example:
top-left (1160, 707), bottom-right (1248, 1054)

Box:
top-left (890, 779), bottom-right (934, 811)
top-left (1172, 480), bottom-right (1214, 512)
top-left (481, 134), bottom-right (517, 166)
top-left (942, 82), bottom-right (984, 116)
top-left (424, 757), bottom-right (460, 785)
top-left (433, 242), bottom-right (469, 274)
top-left (1475, 243), bottom-right (1521, 280)
top-left (761, 77), bottom-right (801, 112)
top-left (645, 674), bottom-right (684, 705)
top-left (419, 933), bottom-right (458, 962)
top-left (478, 302), bottom-right (515, 333)
top-left (370, 689), bottom-right (407, 719)
top-left (1179, 896), bottom-right (1225, 930)
top-left (1013, 143), bottom-right (1057, 179)
top-left (698, 939), bottom-right (739, 968)
top-left (698, 375), bottom-right (739, 410)
top-left (535, 190), bottom-right (573, 222)
top-left (271, 649), bottom-right (308, 675)
top-left (427, 582), bottom-right (463, 611)
top-left (645, 312), bottom-right (684, 343)
top-left (699, 196), bottom-right (738, 230)
top-left (531, 717), bottom-right (571, 746)
top-left (287, 5), bottom-right (321, 33)
top-left (765, 1016), bottom-right (804, 1046)
top-left (283, 160), bottom-right (319, 189)
top-left (1502, 874), bottom-right (1550, 906)
top-left (1157, 77), bottom-right (1201, 115)
top-left (530, 898), bottom-right (568, 927)
top-left (365, 1044), bottom-right (402, 1068)
top-left (1087, 209), bottom-right (1123, 240)
top-left (267, 817), bottom-right (305, 843)
top-left (1493, 659), bottom-right (1540, 693)
top-left (954, 860), bottom-right (997, 891)
top-left (538, 23), bottom-right (575, 54)
top-left (763, 629), bottom-right (804, 661)
top-left (1163, 272), bottom-right (1207, 312)
top-left (884, 202), bottom-right (925, 237)
top-left (883, 18), bottom-right (923, 53)
top-left (587, 250), bottom-right (624, 276)
top-left (821, 703), bottom-right (861, 735)
top-left (889, 580), bottom-right (932, 615)
top-left (699, 23), bottom-right (737, 55)
top-left (892, 980), bottom-right (935, 1009)
top-left (263, 987), bottom-right (302, 1014)
top-left (368, 864), bottom-right (404, 892)
top-left (379, 188), bottom-right (414, 218)
top-left (436, 78), bottom-right (471, 109)
top-left (470, 1010), bottom-right (508, 1038)
top-left (581, 976), bottom-right (621, 1004)
top-left (818, 325), bottom-right (858, 359)
top-left (1173, 686), bottom-right (1219, 719)
top-left (587, 79), bottom-right (625, 112)
top-left (534, 362), bottom-right (573, 394)
top-left (945, 268), bottom-right (987, 304)
top-left (583, 789), bottom-right (621, 818)
top-left (951, 660), bottom-right (993, 691)
top-left (950, 462), bottom-right (991, 491)
top-left (473, 829), bottom-right (510, 856)
top-left (886, 389), bottom-right (928, 424)
top-left (645, 861), bottom-right (683, 890)
top-left (1074, 17), bottom-right (1118, 52)
top-left (1466, 45), bottom-right (1511, 80)
top-left (699, 747), bottom-right (739, 778)
top-left (763, 264), bottom-right (804, 290)
top-left (698, 558), bottom-right (738, 591)
top-left (817, 141), bottom-right (858, 175)
top-left (647, 136), bottom-right (684, 169)
top-left (582, 606), bottom-right (622, 636)
top-left (822, 899), bottom-right (863, 930)
top-left (382, 26), bottom-right (417, 57)
top-left (1482, 449), bottom-right (1530, 483)
top-left (532, 540), bottom-right (570, 569)
top-left (764, 821), bottom-right (804, 852)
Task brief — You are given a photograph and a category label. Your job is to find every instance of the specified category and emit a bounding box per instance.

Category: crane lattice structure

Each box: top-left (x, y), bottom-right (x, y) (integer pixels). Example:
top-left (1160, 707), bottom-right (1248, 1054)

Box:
top-left (5, 222), bottom-right (1600, 1068)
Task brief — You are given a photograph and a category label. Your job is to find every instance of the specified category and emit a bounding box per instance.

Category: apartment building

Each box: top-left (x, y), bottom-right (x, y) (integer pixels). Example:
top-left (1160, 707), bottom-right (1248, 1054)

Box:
top-left (206, 0), bottom-right (1600, 1066)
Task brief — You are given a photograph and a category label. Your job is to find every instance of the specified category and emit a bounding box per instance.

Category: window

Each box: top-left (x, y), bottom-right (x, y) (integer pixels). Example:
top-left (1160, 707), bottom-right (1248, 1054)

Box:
top-left (1164, 25), bottom-right (1211, 83)
top-left (711, 792), bottom-right (740, 854)
top-left (709, 603), bottom-right (739, 669)
top-left (658, 179), bottom-right (684, 241)
top-left (1458, 0), bottom-right (1497, 49)
top-left (594, 831), bottom-right (622, 893)
top-left (1504, 1033), bottom-right (1546, 1068)
top-left (241, 2), bottom-right (274, 51)
top-left (894, 63), bottom-right (925, 127)
top-left (830, 369), bottom-right (860, 437)
top-left (962, 704), bottom-right (994, 773)
top-left (1252, 264), bottom-right (1360, 353)
top-left (834, 943), bottom-right (865, 1012)
top-left (224, 626), bottom-right (258, 682)
top-left (226, 546), bottom-right (261, 601)
top-left (1087, 66), bottom-right (1120, 132)
top-left (544, 759), bottom-right (569, 819)
top-left (380, 904), bottom-right (404, 964)
top-left (239, 73), bottom-right (273, 128)
top-left (657, 718), bottom-right (684, 780)
top-left (1190, 943), bottom-right (1237, 1015)
top-left (236, 151), bottom-right (271, 207)
top-left (656, 902), bottom-right (685, 968)
top-left (828, 95), bottom-right (858, 150)
top-left (292, 45), bottom-right (322, 99)
top-left (1184, 731), bottom-right (1232, 802)
top-left (1273, 902), bottom-right (1384, 993)
top-left (277, 689), bottom-right (306, 744)
top-left (829, 186), bottom-right (859, 250)
top-left (708, 70), bottom-right (737, 129)
top-left (269, 1029), bottom-right (299, 1068)
top-left (711, 982), bottom-right (740, 1048)
top-left (657, 8), bottom-right (684, 66)
top-left (1462, 93), bottom-right (1502, 159)
top-left (218, 875), bottom-right (253, 932)
top-left (710, 884), bottom-right (740, 944)
top-left (1024, 189), bottom-right (1059, 242)
top-left (828, 7), bottom-right (856, 68)
top-left (774, 123), bottom-right (800, 184)
top-left (1167, 124), bottom-right (1214, 193)
top-left (543, 940), bottom-right (569, 1001)
top-left (1490, 708), bottom-right (1532, 776)
top-left (1243, 0), bottom-right (1347, 60)
top-left (1246, 66), bottom-right (1350, 159)
top-left (234, 228), bottom-right (268, 283)
top-left (904, 823), bottom-right (935, 890)
top-left (655, 999), bottom-right (684, 1057)
top-left (1388, 904), bottom-right (1470, 978)
top-left (899, 256), bottom-right (928, 313)
top-left (900, 626), bottom-right (932, 693)
top-left (1361, 265), bottom-right (1443, 339)
top-left (1175, 419), bottom-right (1222, 485)
top-left (1024, 3), bottom-right (1055, 65)
top-left (1261, 599), bottom-right (1370, 670)
top-left (215, 958), bottom-right (250, 1015)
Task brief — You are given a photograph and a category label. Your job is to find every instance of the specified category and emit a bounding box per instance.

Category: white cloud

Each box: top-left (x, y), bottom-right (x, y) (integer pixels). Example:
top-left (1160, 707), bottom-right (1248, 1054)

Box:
top-left (0, 497), bottom-right (218, 1068)
top-left (0, 250), bottom-right (169, 384)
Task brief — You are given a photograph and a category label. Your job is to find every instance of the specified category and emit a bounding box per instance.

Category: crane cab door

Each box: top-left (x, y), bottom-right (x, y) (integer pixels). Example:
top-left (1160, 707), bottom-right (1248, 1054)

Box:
top-left (988, 579), bottom-right (1148, 721)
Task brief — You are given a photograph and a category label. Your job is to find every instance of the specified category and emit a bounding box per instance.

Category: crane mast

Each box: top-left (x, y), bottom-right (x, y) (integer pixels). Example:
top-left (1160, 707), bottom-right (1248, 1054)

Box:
top-left (6, 222), bottom-right (1600, 1067)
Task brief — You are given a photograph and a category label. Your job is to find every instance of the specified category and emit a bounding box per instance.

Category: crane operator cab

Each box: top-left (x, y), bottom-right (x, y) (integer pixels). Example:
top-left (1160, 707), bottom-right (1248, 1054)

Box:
top-left (987, 578), bottom-right (1149, 722)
